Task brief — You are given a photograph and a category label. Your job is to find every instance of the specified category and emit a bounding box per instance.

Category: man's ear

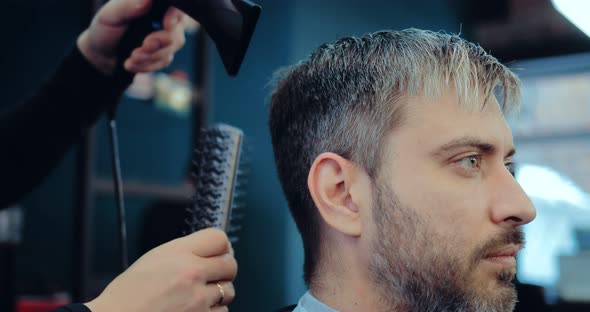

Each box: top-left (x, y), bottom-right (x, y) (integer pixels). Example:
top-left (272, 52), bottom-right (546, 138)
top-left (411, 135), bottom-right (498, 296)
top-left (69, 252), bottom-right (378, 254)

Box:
top-left (307, 152), bottom-right (371, 237)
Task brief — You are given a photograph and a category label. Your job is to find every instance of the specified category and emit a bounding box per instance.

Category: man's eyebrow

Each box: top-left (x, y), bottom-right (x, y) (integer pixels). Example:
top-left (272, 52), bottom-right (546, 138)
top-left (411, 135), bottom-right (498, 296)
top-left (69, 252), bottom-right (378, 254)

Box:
top-left (506, 148), bottom-right (516, 159)
top-left (431, 137), bottom-right (516, 159)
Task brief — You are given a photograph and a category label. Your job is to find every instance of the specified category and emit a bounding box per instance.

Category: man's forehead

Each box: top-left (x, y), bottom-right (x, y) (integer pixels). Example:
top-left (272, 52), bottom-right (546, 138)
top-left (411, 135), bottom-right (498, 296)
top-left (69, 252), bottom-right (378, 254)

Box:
top-left (389, 90), bottom-right (514, 153)
top-left (401, 87), bottom-right (505, 115)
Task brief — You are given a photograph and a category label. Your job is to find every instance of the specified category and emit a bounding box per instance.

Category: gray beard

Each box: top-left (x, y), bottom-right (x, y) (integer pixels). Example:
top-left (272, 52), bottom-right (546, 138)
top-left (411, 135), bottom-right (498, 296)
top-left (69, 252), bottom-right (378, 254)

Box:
top-left (367, 184), bottom-right (518, 312)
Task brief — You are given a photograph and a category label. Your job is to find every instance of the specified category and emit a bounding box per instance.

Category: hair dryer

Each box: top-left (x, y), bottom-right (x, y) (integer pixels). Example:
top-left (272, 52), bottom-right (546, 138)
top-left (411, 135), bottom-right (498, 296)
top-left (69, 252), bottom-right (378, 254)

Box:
top-left (117, 0), bottom-right (262, 76)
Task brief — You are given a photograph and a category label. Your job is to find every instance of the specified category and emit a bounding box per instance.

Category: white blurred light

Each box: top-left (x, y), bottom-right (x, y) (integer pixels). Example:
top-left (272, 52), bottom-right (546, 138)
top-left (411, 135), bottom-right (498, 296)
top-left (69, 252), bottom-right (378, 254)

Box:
top-left (517, 164), bottom-right (590, 209)
top-left (515, 164), bottom-right (590, 289)
top-left (552, 0), bottom-right (590, 37)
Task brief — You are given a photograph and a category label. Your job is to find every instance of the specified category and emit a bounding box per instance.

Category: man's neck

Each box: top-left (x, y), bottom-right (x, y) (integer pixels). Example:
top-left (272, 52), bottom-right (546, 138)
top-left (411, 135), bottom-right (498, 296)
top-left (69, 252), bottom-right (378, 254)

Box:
top-left (310, 261), bottom-right (391, 312)
top-left (308, 232), bottom-right (406, 311)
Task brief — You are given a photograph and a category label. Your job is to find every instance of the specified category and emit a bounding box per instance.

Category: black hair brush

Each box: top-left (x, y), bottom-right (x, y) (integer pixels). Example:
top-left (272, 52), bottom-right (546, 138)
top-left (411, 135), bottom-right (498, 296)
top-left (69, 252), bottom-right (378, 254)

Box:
top-left (185, 124), bottom-right (245, 240)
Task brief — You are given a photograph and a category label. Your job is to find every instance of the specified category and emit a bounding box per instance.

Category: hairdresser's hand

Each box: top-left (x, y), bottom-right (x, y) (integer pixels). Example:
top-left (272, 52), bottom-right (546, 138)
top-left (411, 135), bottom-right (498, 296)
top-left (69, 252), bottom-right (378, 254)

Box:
top-left (77, 0), bottom-right (189, 75)
top-left (84, 228), bottom-right (237, 312)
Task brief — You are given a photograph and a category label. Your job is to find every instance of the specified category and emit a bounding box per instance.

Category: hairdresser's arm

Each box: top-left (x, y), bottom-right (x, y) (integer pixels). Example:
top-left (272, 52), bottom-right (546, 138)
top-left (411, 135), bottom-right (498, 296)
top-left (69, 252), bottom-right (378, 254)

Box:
top-left (52, 229), bottom-right (237, 312)
top-left (0, 0), bottom-right (186, 208)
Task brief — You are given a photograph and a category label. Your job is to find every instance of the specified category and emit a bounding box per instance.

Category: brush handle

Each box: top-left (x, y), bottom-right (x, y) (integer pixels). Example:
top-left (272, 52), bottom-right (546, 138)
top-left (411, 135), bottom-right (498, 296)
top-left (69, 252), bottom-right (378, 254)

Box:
top-left (116, 0), bottom-right (171, 76)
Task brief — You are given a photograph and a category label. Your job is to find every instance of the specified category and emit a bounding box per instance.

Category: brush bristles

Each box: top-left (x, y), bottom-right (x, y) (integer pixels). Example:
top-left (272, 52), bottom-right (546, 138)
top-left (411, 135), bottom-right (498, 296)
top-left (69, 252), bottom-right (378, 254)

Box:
top-left (186, 124), bottom-right (244, 235)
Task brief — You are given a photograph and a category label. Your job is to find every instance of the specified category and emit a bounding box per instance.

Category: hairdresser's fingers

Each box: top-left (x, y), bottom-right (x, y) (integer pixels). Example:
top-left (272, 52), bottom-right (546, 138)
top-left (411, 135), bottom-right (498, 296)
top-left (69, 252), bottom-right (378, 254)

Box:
top-left (125, 43), bottom-right (179, 72)
top-left (126, 35), bottom-right (163, 61)
top-left (133, 44), bottom-right (176, 64)
top-left (199, 254), bottom-right (238, 282)
top-left (142, 27), bottom-right (186, 51)
top-left (163, 7), bottom-right (199, 33)
top-left (125, 54), bottom-right (173, 72)
top-left (124, 30), bottom-right (185, 71)
top-left (185, 228), bottom-right (232, 258)
top-left (138, 39), bottom-right (161, 55)
top-left (97, 0), bottom-right (153, 27)
top-left (154, 228), bottom-right (231, 258)
top-left (125, 26), bottom-right (185, 59)
top-left (163, 7), bottom-right (186, 30)
top-left (205, 281), bottom-right (235, 307)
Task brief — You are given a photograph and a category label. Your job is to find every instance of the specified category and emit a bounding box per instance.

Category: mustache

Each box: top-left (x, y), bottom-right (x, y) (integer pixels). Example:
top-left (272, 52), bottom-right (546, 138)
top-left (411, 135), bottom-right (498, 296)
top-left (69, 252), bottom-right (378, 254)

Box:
top-left (472, 228), bottom-right (525, 264)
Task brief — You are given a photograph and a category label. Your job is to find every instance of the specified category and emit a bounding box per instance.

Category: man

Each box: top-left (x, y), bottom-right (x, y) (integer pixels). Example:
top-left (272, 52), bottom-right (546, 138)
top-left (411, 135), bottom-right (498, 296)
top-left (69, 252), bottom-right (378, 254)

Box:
top-left (269, 29), bottom-right (536, 312)
top-left (0, 0), bottom-right (237, 311)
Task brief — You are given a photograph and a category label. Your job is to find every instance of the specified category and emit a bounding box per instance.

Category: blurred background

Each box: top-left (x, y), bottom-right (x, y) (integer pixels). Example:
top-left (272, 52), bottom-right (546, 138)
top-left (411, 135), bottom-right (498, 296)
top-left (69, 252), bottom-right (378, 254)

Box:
top-left (0, 0), bottom-right (589, 311)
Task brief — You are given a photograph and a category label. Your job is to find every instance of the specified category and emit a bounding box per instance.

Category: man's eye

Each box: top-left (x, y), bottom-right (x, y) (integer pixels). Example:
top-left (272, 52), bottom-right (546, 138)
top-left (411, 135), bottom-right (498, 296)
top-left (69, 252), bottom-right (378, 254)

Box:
top-left (456, 155), bottom-right (481, 170)
top-left (505, 162), bottom-right (515, 176)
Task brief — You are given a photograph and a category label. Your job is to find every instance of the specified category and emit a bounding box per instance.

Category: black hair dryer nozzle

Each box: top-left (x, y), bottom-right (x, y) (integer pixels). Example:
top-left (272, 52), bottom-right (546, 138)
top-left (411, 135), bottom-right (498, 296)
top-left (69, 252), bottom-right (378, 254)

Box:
top-left (117, 0), bottom-right (262, 77)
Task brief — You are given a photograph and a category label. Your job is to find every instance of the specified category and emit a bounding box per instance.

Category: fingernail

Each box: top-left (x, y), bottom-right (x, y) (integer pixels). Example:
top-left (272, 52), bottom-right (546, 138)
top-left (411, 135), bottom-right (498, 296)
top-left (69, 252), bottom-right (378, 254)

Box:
top-left (224, 253), bottom-right (232, 262)
top-left (134, 52), bottom-right (149, 61)
top-left (124, 60), bottom-right (134, 71)
top-left (147, 40), bottom-right (160, 51)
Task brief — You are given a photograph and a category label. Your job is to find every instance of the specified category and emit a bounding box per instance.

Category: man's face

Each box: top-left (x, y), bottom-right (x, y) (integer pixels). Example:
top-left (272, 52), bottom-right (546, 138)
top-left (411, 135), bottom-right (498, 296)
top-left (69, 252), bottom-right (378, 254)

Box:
top-left (366, 90), bottom-right (536, 312)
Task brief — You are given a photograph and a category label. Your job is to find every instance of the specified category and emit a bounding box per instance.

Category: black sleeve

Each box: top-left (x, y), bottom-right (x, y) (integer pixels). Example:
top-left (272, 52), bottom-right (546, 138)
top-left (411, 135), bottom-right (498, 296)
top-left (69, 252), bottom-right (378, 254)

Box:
top-left (49, 303), bottom-right (92, 312)
top-left (0, 46), bottom-right (133, 208)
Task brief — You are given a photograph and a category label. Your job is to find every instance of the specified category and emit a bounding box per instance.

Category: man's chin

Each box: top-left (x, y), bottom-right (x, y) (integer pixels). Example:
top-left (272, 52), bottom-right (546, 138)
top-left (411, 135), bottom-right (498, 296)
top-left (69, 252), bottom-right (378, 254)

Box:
top-left (467, 286), bottom-right (517, 312)
top-left (497, 268), bottom-right (517, 286)
top-left (478, 259), bottom-right (517, 286)
top-left (489, 282), bottom-right (517, 312)
top-left (470, 263), bottom-right (516, 311)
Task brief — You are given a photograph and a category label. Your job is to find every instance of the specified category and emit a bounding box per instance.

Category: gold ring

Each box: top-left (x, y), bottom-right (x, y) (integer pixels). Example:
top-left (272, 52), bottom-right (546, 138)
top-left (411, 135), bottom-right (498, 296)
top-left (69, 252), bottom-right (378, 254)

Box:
top-left (216, 283), bottom-right (225, 305)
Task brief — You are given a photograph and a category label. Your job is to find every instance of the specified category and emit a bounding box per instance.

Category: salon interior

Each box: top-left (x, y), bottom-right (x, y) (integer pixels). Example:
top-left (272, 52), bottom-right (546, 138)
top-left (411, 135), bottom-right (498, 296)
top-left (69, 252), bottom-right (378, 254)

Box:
top-left (0, 0), bottom-right (589, 311)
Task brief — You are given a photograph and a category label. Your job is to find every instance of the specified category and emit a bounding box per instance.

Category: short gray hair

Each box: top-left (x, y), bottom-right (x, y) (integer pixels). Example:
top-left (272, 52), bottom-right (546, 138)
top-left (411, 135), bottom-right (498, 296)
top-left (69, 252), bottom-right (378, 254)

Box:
top-left (268, 28), bottom-right (521, 285)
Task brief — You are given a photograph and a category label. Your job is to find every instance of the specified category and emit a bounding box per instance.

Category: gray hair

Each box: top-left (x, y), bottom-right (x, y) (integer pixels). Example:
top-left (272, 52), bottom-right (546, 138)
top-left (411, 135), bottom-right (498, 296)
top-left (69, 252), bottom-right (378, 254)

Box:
top-left (268, 28), bottom-right (521, 285)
